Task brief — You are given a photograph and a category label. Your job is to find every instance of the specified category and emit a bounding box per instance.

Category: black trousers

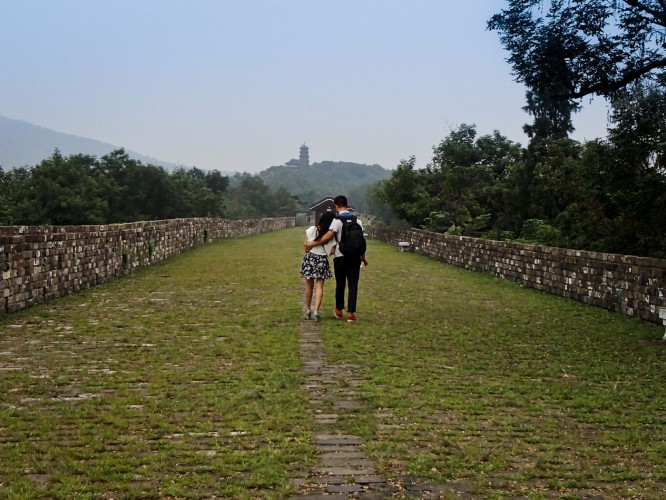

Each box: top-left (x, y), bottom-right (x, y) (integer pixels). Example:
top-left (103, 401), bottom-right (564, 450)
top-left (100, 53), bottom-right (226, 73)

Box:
top-left (333, 256), bottom-right (362, 313)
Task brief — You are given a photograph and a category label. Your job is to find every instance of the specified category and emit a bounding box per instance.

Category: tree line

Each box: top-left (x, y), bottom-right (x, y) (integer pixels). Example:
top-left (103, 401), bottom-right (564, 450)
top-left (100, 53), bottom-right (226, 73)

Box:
top-left (0, 149), bottom-right (303, 225)
top-left (368, 1), bottom-right (666, 258)
top-left (372, 87), bottom-right (666, 258)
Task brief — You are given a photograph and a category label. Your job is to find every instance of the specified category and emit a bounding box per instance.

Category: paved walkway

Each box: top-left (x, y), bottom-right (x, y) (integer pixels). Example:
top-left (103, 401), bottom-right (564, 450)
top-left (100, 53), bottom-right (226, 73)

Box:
top-left (290, 309), bottom-right (466, 499)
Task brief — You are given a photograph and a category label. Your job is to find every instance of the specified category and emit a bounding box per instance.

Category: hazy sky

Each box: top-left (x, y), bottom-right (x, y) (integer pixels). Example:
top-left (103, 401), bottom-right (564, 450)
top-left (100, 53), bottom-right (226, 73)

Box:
top-left (2, 1), bottom-right (611, 172)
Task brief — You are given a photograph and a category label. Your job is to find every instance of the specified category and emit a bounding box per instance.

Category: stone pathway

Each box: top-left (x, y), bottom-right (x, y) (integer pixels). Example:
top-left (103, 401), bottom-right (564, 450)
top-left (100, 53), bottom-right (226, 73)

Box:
top-left (291, 312), bottom-right (468, 499)
top-left (290, 315), bottom-right (398, 498)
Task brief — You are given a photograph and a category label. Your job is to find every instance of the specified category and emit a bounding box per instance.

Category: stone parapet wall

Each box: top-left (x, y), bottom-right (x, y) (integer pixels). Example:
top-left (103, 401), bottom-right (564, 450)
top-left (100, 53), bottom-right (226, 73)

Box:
top-left (368, 227), bottom-right (666, 325)
top-left (0, 217), bottom-right (294, 316)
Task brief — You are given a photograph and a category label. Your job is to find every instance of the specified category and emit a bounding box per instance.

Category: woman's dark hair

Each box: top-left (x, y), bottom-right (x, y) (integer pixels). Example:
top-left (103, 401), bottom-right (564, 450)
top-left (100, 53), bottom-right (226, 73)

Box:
top-left (316, 211), bottom-right (336, 241)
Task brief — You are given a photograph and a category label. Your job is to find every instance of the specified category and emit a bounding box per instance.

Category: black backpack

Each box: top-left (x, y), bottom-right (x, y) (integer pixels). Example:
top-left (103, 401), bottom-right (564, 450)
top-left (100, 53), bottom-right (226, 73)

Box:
top-left (336, 214), bottom-right (367, 258)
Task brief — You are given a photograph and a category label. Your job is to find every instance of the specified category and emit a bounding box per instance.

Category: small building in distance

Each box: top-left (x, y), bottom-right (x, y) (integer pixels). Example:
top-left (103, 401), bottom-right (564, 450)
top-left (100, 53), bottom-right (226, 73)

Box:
top-left (285, 144), bottom-right (310, 168)
top-left (309, 197), bottom-right (355, 225)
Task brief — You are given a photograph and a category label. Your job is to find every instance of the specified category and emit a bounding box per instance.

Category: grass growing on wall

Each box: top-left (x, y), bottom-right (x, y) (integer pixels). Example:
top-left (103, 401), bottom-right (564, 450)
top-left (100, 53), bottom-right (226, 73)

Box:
top-left (0, 227), bottom-right (664, 498)
top-left (0, 230), bottom-right (312, 498)
top-left (322, 235), bottom-right (666, 497)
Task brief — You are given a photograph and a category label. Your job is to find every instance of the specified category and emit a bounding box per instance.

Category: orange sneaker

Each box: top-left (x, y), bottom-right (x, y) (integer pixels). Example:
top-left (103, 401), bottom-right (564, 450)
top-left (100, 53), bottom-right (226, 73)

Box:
top-left (333, 308), bottom-right (343, 319)
top-left (347, 312), bottom-right (357, 322)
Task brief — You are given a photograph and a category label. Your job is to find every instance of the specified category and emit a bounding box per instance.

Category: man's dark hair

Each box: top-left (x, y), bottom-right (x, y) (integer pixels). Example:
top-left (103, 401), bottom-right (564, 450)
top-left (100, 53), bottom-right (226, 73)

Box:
top-left (334, 195), bottom-right (348, 208)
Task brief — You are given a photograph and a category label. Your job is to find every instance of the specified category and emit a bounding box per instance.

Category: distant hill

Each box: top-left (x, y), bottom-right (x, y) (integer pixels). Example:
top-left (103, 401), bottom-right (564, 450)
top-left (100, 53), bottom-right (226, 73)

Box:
top-left (0, 115), bottom-right (181, 170)
top-left (257, 161), bottom-right (392, 207)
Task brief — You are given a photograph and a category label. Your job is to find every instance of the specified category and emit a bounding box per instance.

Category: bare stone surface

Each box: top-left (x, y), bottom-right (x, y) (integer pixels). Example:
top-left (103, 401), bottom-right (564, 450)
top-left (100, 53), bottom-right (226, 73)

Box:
top-left (327, 484), bottom-right (365, 493)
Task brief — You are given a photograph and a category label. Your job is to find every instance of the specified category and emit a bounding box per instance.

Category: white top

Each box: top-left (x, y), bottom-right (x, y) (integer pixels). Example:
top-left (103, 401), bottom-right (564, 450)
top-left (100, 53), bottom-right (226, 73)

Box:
top-left (305, 226), bottom-right (336, 256)
top-left (328, 212), bottom-right (364, 258)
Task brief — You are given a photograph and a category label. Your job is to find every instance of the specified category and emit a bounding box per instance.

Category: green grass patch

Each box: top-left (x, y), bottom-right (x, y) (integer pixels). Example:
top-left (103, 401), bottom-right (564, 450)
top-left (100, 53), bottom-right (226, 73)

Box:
top-left (1, 227), bottom-right (665, 498)
top-left (321, 232), bottom-right (666, 497)
top-left (0, 230), bottom-right (314, 498)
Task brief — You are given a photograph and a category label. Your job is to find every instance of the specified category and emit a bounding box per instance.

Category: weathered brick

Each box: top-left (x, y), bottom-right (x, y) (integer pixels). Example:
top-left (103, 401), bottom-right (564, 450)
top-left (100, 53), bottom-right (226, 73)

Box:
top-left (0, 217), bottom-right (295, 317)
top-left (369, 227), bottom-right (666, 326)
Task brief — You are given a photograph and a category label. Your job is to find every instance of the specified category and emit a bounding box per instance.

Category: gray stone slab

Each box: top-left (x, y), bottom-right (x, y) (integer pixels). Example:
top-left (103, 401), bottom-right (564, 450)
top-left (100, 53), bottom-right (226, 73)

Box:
top-left (332, 400), bottom-right (364, 409)
top-left (320, 451), bottom-right (367, 459)
top-left (362, 483), bottom-right (399, 493)
top-left (314, 433), bottom-right (363, 441)
top-left (315, 467), bottom-right (374, 476)
top-left (355, 475), bottom-right (386, 484)
top-left (328, 388), bottom-right (358, 395)
top-left (321, 457), bottom-right (374, 467)
top-left (312, 476), bottom-right (350, 485)
top-left (354, 493), bottom-right (397, 499)
top-left (314, 438), bottom-right (364, 446)
top-left (315, 444), bottom-right (363, 453)
top-left (314, 418), bottom-right (339, 424)
top-left (327, 483), bottom-right (365, 493)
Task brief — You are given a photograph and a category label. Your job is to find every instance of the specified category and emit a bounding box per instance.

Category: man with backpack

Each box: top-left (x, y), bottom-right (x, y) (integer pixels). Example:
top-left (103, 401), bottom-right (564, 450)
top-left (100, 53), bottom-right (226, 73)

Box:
top-left (304, 195), bottom-right (368, 322)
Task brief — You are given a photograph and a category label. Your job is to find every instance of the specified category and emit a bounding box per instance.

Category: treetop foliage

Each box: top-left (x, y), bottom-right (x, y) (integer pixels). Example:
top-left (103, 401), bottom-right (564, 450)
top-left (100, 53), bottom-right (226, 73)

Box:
top-left (489, 0), bottom-right (666, 100)
top-left (353, 1), bottom-right (664, 256)
top-left (373, 113), bottom-right (666, 258)
top-left (0, 149), bottom-right (304, 226)
top-left (488, 0), bottom-right (666, 139)
top-left (256, 161), bottom-right (392, 209)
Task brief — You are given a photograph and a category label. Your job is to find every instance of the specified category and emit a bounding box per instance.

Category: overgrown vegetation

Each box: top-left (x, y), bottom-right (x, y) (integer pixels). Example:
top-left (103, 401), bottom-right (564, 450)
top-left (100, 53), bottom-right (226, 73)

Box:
top-left (0, 230), bottom-right (313, 498)
top-left (224, 173), bottom-right (305, 220)
top-left (322, 232), bottom-right (666, 498)
top-left (1, 228), bottom-right (663, 497)
top-left (488, 0), bottom-right (666, 140)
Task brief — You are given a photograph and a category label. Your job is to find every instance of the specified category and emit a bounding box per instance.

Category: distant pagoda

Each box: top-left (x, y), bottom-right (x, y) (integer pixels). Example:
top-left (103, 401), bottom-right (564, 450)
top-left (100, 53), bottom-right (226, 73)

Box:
top-left (299, 144), bottom-right (310, 167)
top-left (286, 143), bottom-right (311, 167)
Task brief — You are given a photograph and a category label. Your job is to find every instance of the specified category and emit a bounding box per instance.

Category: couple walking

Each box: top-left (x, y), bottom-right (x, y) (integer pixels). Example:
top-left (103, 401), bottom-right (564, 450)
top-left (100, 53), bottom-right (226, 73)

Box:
top-left (300, 195), bottom-right (368, 322)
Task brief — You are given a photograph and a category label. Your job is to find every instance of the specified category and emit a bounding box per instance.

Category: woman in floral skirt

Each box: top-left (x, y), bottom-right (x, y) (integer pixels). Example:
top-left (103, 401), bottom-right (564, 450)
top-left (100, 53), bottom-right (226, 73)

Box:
top-left (300, 211), bottom-right (336, 321)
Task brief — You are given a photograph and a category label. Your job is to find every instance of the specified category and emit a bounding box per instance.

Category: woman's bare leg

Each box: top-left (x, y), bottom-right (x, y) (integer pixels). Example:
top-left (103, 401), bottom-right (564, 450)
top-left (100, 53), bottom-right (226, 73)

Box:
top-left (304, 278), bottom-right (314, 313)
top-left (314, 279), bottom-right (325, 314)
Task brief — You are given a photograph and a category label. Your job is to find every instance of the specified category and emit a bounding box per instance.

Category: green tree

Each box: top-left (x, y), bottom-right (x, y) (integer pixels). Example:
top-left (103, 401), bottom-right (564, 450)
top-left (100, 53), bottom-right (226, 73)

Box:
top-left (204, 169), bottom-right (230, 194)
top-left (379, 126), bottom-right (522, 235)
top-left (0, 168), bottom-right (8, 224)
top-left (269, 186), bottom-right (299, 216)
top-left (377, 157), bottom-right (434, 228)
top-left (489, 0), bottom-right (666, 138)
top-left (11, 151), bottom-right (108, 225)
top-left (224, 174), bottom-right (302, 219)
top-left (600, 84), bottom-right (666, 255)
top-left (364, 182), bottom-right (410, 228)
top-left (427, 125), bottom-right (523, 235)
top-left (609, 83), bottom-right (666, 173)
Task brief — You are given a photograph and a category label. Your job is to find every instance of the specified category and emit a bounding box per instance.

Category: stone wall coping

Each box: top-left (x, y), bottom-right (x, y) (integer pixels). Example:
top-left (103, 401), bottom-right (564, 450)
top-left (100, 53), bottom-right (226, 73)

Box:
top-left (409, 228), bottom-right (666, 270)
top-left (0, 217), bottom-right (281, 236)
